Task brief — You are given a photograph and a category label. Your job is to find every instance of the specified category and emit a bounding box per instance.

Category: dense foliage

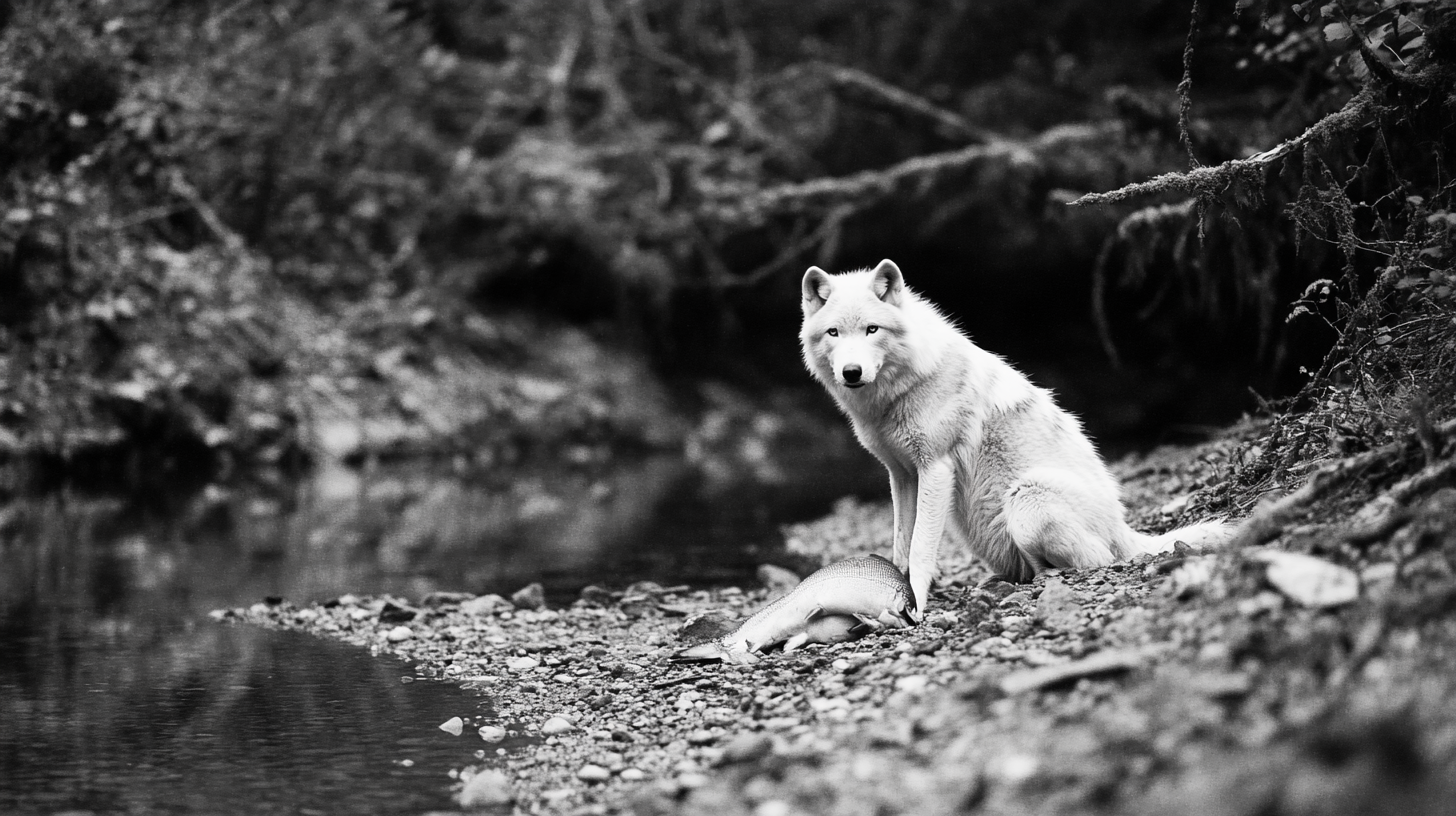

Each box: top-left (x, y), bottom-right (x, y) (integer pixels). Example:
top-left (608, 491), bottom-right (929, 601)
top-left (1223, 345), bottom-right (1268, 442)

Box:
top-left (0, 0), bottom-right (1451, 479)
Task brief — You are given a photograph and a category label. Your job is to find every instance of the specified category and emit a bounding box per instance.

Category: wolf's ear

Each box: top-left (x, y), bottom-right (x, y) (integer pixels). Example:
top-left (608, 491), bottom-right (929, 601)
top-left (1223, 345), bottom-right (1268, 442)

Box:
top-left (801, 266), bottom-right (832, 315)
top-left (870, 259), bottom-right (904, 306)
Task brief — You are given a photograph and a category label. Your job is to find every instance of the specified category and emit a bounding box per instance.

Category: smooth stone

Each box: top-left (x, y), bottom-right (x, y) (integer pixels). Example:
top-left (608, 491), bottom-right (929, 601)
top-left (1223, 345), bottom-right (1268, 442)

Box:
top-left (577, 763), bottom-right (611, 783)
top-left (478, 725), bottom-right (507, 743)
top-left (541, 716), bottom-right (575, 735)
top-left (385, 625), bottom-right (413, 642)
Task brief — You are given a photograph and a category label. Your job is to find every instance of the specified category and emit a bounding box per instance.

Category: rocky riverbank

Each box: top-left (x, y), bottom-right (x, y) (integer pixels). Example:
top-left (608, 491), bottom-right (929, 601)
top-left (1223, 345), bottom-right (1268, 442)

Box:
top-left (223, 424), bottom-right (1456, 816)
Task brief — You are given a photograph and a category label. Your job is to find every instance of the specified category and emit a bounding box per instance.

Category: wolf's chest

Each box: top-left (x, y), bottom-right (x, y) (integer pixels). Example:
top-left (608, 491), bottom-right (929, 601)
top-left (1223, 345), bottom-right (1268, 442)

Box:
top-left (849, 404), bottom-right (961, 469)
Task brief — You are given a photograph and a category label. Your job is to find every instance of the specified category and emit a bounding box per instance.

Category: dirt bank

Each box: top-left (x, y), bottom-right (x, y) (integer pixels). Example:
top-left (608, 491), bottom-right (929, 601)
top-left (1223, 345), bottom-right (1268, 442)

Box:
top-left (224, 421), bottom-right (1456, 816)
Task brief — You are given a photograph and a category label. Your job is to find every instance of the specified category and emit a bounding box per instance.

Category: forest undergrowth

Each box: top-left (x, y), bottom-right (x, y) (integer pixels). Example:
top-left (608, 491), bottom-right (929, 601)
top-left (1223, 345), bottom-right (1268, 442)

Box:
top-left (1, 0), bottom-right (1453, 509)
top-left (1081, 0), bottom-right (1456, 534)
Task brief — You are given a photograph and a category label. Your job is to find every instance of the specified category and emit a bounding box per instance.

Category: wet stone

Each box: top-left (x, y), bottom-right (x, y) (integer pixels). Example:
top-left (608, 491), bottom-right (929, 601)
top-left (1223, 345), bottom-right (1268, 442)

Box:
top-left (378, 601), bottom-right (419, 623)
top-left (511, 582), bottom-right (547, 610)
top-left (478, 724), bottom-right (507, 743)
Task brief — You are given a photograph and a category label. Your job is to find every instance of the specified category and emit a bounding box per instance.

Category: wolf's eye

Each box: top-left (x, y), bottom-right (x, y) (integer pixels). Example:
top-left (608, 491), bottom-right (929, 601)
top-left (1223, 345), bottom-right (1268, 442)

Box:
top-left (866, 325), bottom-right (879, 334)
top-left (826, 328), bottom-right (839, 337)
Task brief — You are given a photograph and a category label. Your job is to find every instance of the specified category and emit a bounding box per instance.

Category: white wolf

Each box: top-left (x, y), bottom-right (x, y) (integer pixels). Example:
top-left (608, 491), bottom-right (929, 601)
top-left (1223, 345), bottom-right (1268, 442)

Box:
top-left (800, 259), bottom-right (1231, 617)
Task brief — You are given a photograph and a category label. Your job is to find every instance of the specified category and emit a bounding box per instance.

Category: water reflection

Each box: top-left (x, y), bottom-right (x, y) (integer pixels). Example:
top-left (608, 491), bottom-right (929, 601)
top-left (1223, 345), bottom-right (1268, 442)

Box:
top-left (0, 448), bottom-right (881, 814)
top-left (0, 626), bottom-right (491, 816)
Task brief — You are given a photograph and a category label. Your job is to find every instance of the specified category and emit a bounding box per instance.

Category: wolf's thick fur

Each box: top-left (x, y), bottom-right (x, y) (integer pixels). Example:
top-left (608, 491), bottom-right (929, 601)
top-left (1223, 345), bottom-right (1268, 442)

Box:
top-left (800, 259), bottom-right (1230, 616)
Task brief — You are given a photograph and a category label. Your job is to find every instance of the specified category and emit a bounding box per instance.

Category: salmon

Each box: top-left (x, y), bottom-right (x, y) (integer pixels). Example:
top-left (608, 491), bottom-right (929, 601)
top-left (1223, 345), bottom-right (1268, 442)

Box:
top-left (674, 554), bottom-right (916, 664)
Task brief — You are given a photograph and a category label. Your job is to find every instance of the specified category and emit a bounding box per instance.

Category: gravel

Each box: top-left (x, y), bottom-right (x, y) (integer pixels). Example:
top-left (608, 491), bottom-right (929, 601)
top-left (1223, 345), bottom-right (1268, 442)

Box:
top-left (222, 438), bottom-right (1456, 815)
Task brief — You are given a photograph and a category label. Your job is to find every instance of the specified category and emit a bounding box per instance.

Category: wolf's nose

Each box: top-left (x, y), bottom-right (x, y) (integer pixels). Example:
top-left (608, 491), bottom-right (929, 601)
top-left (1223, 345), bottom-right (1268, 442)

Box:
top-left (842, 365), bottom-right (862, 383)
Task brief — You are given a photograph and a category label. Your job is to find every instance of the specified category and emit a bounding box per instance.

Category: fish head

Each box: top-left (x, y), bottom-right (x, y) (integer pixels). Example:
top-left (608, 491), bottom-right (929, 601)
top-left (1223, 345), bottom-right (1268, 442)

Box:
top-left (877, 605), bottom-right (917, 629)
top-left (876, 585), bottom-right (917, 629)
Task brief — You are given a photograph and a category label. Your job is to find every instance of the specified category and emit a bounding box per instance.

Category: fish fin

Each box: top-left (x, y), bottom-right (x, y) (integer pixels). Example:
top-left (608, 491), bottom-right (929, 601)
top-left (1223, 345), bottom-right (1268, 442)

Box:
top-left (670, 642), bottom-right (729, 663)
top-left (802, 605), bottom-right (825, 624)
top-left (849, 614), bottom-right (884, 636)
top-left (782, 632), bottom-right (810, 652)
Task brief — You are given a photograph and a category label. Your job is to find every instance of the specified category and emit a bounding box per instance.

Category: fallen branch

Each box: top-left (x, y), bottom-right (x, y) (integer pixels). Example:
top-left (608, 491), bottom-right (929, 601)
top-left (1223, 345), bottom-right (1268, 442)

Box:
top-left (1071, 87), bottom-right (1377, 207)
top-left (719, 139), bottom-right (1033, 219)
top-left (806, 62), bottom-right (998, 144)
top-left (168, 169), bottom-right (244, 251)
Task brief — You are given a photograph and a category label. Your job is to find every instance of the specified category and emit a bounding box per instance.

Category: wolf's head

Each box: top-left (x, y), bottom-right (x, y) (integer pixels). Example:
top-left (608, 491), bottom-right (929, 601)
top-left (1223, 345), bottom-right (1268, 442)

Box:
top-left (799, 259), bottom-right (908, 391)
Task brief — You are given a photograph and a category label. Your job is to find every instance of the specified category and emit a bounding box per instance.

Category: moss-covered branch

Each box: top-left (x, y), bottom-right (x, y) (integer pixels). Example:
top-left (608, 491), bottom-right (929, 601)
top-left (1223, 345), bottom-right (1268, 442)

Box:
top-left (1071, 87), bottom-right (1377, 207)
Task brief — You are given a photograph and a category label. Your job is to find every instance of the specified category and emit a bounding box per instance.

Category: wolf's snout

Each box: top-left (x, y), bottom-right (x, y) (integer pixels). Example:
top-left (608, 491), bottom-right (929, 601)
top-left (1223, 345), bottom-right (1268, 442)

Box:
top-left (842, 364), bottom-right (863, 386)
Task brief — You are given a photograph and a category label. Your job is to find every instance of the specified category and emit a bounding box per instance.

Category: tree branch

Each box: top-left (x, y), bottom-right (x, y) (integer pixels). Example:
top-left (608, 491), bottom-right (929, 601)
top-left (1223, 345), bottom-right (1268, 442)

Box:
top-left (714, 140), bottom-right (1032, 219)
top-left (1070, 87), bottom-right (1377, 207)
top-left (805, 62), bottom-right (999, 144)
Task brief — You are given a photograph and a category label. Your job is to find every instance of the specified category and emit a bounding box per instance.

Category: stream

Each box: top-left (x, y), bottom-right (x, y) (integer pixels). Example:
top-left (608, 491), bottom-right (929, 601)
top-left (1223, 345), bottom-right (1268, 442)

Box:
top-left (0, 450), bottom-right (882, 815)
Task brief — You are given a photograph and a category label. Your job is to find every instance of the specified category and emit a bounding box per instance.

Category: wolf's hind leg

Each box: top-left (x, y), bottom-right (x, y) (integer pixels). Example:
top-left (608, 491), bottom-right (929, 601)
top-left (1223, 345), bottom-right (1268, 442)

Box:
top-left (1003, 470), bottom-right (1121, 572)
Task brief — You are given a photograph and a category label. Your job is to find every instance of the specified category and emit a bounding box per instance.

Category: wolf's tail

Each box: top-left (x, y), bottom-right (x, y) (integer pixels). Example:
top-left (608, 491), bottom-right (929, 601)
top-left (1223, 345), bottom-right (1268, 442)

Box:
top-left (1130, 520), bottom-right (1236, 556)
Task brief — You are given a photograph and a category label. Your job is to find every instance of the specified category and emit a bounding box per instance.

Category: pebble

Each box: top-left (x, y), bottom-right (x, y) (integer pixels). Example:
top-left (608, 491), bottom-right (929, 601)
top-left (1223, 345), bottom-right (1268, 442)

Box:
top-left (678, 609), bottom-right (740, 641)
top-left (457, 768), bottom-right (513, 807)
top-left (478, 725), bottom-right (507, 743)
top-left (1035, 578), bottom-right (1081, 632)
top-left (619, 767), bottom-right (646, 781)
top-left (385, 625), bottom-right (413, 642)
top-left (755, 801), bottom-right (793, 816)
top-left (438, 716), bottom-right (464, 736)
top-left (988, 752), bottom-right (1040, 785)
top-left (677, 772), bottom-right (710, 789)
top-left (720, 733), bottom-right (774, 764)
top-left (1251, 550), bottom-right (1360, 608)
top-left (999, 648), bottom-right (1146, 695)
top-left (686, 729), bottom-right (717, 746)
top-left (541, 716), bottom-right (575, 735)
top-left (893, 675), bottom-right (930, 694)
top-left (999, 614), bottom-right (1031, 632)
top-left (579, 585), bottom-right (617, 606)
top-left (460, 594), bottom-right (512, 616)
top-left (506, 656), bottom-right (540, 672)
top-left (511, 582), bottom-right (547, 610)
top-left (577, 763), bottom-right (612, 783)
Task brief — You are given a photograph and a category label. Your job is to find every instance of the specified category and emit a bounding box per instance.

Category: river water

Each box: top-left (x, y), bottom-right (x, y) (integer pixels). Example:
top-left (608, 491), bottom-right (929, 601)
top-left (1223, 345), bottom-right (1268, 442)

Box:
top-left (0, 450), bottom-right (881, 815)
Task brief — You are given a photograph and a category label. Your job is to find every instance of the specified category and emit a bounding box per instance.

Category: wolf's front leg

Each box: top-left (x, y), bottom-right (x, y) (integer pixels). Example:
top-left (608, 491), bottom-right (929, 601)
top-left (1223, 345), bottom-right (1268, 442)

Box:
top-left (886, 461), bottom-right (918, 574)
top-left (906, 457), bottom-right (954, 620)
